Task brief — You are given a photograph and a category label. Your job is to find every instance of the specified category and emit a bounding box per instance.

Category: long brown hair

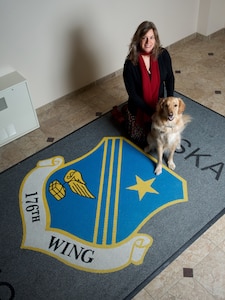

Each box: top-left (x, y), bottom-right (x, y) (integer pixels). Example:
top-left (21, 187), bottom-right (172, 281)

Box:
top-left (127, 21), bottom-right (162, 64)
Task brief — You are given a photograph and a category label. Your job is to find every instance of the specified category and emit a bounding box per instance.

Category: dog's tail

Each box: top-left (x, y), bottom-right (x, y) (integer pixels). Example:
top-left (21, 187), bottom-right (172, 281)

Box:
top-left (183, 114), bottom-right (192, 126)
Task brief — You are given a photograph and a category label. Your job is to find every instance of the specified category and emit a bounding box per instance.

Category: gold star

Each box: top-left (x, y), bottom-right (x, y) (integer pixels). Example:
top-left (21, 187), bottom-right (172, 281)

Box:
top-left (126, 175), bottom-right (159, 200)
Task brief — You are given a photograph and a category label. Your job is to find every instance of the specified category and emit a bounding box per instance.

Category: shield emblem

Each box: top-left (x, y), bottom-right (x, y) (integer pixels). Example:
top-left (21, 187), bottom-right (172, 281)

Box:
top-left (20, 137), bottom-right (188, 272)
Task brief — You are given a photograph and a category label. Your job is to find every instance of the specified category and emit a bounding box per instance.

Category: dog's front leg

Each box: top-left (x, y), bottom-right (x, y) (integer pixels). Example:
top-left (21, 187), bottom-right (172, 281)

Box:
top-left (155, 144), bottom-right (163, 175)
top-left (167, 146), bottom-right (176, 170)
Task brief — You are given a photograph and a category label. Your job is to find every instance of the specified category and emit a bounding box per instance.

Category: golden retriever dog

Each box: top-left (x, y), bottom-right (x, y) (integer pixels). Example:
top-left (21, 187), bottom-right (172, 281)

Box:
top-left (144, 97), bottom-right (191, 175)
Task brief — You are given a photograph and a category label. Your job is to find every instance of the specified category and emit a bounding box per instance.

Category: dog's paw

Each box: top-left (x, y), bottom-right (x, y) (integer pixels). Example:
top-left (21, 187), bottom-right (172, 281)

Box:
top-left (155, 165), bottom-right (162, 175)
top-left (168, 160), bottom-right (176, 170)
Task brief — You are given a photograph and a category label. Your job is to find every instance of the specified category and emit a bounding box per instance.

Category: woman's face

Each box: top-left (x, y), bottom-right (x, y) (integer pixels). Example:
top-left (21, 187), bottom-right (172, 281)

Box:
top-left (140, 29), bottom-right (155, 53)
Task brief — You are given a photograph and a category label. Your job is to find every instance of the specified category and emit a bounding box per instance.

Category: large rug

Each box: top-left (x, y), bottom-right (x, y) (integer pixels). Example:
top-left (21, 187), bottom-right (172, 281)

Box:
top-left (0, 92), bottom-right (225, 300)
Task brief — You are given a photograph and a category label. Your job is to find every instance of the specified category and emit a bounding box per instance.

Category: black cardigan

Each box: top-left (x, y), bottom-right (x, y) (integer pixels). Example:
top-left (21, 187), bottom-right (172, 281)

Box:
top-left (123, 48), bottom-right (174, 116)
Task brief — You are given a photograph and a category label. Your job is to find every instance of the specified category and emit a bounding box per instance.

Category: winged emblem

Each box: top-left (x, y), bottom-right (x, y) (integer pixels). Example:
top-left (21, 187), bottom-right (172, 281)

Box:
top-left (49, 169), bottom-right (95, 200)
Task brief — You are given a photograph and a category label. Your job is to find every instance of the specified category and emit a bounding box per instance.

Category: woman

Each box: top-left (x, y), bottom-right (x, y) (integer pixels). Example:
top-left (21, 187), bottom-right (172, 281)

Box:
top-left (123, 21), bottom-right (174, 146)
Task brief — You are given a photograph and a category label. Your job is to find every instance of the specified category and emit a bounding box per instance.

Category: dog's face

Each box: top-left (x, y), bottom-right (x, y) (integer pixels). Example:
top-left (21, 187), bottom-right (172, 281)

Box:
top-left (157, 97), bottom-right (185, 121)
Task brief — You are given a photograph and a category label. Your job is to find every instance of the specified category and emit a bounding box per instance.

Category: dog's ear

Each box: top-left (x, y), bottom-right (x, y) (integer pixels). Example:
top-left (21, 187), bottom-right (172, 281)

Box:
top-left (156, 98), bottom-right (166, 112)
top-left (178, 98), bottom-right (186, 114)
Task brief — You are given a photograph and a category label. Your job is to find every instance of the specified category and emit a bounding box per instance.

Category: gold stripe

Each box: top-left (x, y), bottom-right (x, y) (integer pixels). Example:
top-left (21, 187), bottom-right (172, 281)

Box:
top-left (102, 139), bottom-right (115, 245)
top-left (112, 138), bottom-right (123, 244)
top-left (93, 139), bottom-right (108, 244)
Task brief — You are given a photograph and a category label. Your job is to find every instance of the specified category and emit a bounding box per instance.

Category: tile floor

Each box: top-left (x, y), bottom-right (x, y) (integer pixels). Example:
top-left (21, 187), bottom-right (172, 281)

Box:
top-left (1, 30), bottom-right (225, 299)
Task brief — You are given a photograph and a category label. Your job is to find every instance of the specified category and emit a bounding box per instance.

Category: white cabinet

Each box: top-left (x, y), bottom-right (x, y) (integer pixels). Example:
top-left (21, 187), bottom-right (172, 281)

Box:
top-left (0, 71), bottom-right (39, 146)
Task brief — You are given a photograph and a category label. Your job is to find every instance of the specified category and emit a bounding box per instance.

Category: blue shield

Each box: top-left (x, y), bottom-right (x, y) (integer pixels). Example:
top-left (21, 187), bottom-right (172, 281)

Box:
top-left (45, 137), bottom-right (187, 246)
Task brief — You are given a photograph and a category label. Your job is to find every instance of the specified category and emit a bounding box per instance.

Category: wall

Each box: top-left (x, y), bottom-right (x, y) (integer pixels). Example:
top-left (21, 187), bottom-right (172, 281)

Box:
top-left (197, 0), bottom-right (225, 35)
top-left (0, 0), bottom-right (202, 108)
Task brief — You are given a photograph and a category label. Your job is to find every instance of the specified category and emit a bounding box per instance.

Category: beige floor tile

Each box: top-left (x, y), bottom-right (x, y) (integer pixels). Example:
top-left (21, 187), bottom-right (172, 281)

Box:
top-left (161, 278), bottom-right (215, 300)
top-left (0, 141), bottom-right (26, 171)
top-left (144, 260), bottom-right (183, 299)
top-left (203, 215), bottom-right (225, 246)
top-left (98, 74), bottom-right (128, 103)
top-left (194, 247), bottom-right (225, 299)
top-left (132, 288), bottom-right (153, 300)
top-left (219, 239), bottom-right (225, 252)
top-left (175, 235), bottom-right (217, 268)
